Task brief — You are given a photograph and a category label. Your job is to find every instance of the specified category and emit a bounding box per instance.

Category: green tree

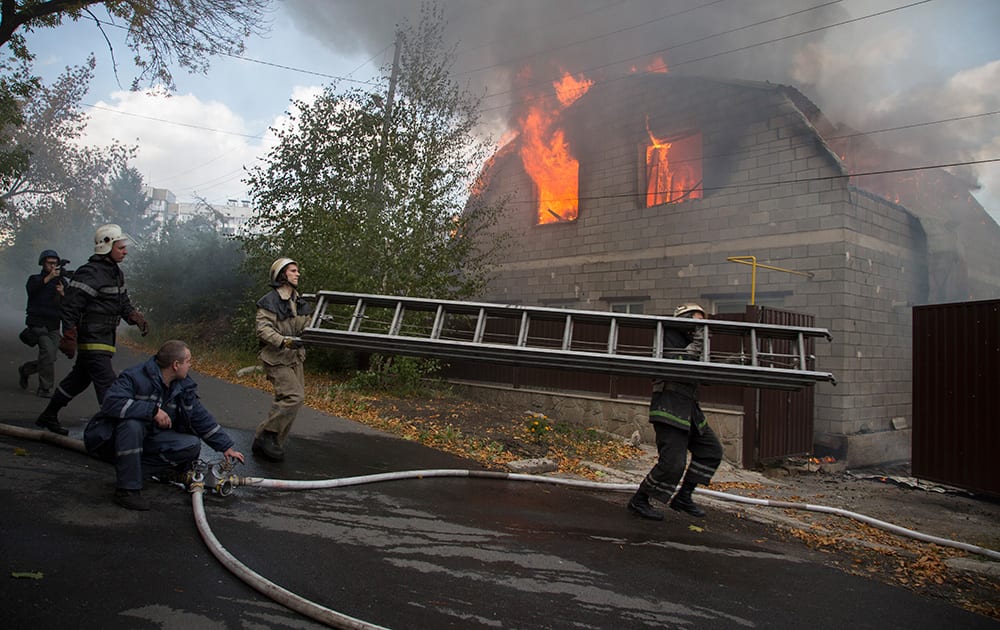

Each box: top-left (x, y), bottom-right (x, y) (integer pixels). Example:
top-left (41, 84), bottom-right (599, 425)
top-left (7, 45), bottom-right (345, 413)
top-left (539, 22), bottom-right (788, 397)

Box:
top-left (105, 165), bottom-right (156, 244)
top-left (0, 57), bottom-right (33, 192)
top-left (241, 4), bottom-right (510, 301)
top-left (0, 0), bottom-right (271, 91)
top-left (128, 217), bottom-right (253, 343)
top-left (0, 1), bottom-right (270, 222)
top-left (0, 56), bottom-right (133, 232)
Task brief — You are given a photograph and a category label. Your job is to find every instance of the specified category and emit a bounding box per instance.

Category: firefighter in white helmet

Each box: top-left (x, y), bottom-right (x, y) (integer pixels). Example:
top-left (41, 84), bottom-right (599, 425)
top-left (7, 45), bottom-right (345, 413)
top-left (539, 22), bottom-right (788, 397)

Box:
top-left (35, 224), bottom-right (149, 435)
top-left (627, 302), bottom-right (723, 521)
top-left (251, 257), bottom-right (314, 461)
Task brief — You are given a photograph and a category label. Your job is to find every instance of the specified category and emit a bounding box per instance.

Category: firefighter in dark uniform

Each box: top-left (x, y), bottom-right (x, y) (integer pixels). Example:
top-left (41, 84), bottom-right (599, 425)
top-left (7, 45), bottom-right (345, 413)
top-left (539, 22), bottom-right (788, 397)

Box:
top-left (627, 303), bottom-right (723, 521)
top-left (84, 340), bottom-right (244, 510)
top-left (35, 224), bottom-right (148, 435)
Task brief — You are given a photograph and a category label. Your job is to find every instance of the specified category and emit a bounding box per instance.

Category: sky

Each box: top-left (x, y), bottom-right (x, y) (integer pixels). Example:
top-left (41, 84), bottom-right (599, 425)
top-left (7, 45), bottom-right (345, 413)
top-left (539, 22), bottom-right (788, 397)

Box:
top-left (20, 0), bottom-right (1000, 223)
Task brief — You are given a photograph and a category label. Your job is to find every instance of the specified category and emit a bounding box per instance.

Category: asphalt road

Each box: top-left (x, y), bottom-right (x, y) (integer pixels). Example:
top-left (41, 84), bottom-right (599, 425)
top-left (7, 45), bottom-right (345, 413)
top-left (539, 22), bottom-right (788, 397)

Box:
top-left (1, 311), bottom-right (996, 629)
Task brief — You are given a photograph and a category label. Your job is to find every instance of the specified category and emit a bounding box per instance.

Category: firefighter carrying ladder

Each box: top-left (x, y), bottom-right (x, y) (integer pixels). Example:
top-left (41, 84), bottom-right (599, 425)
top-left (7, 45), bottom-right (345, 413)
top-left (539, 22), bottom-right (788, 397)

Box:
top-left (300, 291), bottom-right (836, 390)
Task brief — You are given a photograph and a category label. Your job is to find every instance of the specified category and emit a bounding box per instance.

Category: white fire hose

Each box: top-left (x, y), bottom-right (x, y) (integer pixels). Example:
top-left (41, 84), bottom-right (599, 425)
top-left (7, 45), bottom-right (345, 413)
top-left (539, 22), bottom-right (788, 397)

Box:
top-left (3, 421), bottom-right (999, 630)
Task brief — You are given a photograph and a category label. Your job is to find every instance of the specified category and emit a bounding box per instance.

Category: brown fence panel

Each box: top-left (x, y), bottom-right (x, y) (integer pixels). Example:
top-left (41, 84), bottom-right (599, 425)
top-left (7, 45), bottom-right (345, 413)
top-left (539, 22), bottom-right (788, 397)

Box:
top-left (912, 299), bottom-right (1000, 497)
top-left (741, 306), bottom-right (816, 465)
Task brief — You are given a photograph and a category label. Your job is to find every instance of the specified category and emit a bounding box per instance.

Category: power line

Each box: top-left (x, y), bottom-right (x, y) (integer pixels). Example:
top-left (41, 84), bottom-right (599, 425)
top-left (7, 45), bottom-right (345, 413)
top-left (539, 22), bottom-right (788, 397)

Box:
top-left (82, 102), bottom-right (267, 139)
top-left (454, 0), bottom-right (733, 79)
top-left (475, 0), bottom-right (933, 115)
top-left (82, 14), bottom-right (384, 87)
top-left (512, 156), bottom-right (1000, 209)
top-left (484, 106), bottom-right (1000, 208)
top-left (80, 1), bottom-right (953, 148)
top-left (216, 51), bottom-right (381, 86)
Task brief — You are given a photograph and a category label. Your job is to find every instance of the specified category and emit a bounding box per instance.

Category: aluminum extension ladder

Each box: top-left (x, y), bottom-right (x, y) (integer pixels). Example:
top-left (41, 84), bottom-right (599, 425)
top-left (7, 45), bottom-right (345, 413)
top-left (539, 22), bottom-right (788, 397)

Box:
top-left (300, 291), bottom-right (836, 390)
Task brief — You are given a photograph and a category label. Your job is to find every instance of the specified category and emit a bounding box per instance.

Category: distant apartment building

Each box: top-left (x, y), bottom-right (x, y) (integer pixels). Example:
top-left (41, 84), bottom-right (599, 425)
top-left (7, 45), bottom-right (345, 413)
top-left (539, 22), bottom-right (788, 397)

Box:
top-left (142, 187), bottom-right (256, 235)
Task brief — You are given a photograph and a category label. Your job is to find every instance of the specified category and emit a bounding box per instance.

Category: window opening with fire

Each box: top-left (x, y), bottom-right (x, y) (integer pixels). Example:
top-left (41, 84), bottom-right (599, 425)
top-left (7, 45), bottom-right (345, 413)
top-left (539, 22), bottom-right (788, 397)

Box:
top-left (644, 124), bottom-right (703, 207)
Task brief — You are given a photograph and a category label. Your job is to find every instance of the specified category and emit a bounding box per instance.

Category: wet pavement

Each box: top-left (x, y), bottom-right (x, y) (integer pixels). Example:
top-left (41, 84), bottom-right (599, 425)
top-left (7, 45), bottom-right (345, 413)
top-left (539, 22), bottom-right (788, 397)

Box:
top-left (2, 325), bottom-right (998, 628)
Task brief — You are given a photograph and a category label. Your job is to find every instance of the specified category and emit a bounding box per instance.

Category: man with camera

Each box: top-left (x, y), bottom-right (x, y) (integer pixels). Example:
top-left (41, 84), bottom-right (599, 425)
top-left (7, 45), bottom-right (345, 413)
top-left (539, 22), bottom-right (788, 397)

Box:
top-left (18, 250), bottom-right (69, 398)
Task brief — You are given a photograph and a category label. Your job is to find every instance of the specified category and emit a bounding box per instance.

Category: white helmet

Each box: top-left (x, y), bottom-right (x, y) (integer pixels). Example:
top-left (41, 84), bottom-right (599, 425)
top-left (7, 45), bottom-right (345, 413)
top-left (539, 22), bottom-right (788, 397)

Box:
top-left (94, 224), bottom-right (131, 255)
top-left (673, 303), bottom-right (706, 318)
top-left (269, 257), bottom-right (297, 285)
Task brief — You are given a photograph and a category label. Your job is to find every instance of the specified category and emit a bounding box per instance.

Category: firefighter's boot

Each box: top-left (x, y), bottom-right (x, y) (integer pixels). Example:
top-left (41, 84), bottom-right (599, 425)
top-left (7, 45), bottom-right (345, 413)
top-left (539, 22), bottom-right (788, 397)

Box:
top-left (627, 490), bottom-right (664, 521)
top-left (669, 483), bottom-right (706, 518)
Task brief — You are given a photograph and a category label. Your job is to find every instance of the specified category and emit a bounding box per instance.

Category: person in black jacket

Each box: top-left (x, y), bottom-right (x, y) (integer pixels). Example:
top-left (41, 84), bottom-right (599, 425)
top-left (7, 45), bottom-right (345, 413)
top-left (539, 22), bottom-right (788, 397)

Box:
top-left (18, 250), bottom-right (68, 397)
top-left (627, 303), bottom-right (723, 521)
top-left (84, 340), bottom-right (244, 511)
top-left (35, 224), bottom-right (149, 435)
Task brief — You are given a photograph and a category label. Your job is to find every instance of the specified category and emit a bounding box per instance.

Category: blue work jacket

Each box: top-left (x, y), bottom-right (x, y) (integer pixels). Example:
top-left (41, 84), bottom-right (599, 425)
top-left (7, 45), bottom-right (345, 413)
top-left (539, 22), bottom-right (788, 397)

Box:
top-left (96, 356), bottom-right (235, 453)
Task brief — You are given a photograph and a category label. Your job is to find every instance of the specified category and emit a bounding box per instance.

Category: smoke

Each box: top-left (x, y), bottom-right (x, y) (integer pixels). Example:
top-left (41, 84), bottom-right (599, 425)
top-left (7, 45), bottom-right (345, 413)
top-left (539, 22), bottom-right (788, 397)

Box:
top-left (283, 0), bottom-right (1000, 220)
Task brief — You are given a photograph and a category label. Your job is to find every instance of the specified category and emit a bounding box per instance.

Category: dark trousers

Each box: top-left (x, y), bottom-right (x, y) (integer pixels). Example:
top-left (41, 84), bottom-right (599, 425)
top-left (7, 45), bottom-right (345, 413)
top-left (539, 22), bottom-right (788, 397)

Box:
top-left (85, 417), bottom-right (201, 490)
top-left (639, 421), bottom-right (723, 503)
top-left (50, 351), bottom-right (117, 410)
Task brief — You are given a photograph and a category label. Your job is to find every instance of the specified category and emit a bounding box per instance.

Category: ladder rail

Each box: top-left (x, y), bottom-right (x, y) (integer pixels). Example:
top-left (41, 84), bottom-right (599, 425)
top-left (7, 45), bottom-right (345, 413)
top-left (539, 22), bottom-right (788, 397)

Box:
top-left (310, 291), bottom-right (832, 341)
top-left (304, 291), bottom-right (836, 389)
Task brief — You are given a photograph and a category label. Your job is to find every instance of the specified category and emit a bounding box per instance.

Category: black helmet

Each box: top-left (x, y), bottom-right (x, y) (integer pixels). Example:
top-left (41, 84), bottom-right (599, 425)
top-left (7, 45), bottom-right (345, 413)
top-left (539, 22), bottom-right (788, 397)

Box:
top-left (38, 249), bottom-right (60, 266)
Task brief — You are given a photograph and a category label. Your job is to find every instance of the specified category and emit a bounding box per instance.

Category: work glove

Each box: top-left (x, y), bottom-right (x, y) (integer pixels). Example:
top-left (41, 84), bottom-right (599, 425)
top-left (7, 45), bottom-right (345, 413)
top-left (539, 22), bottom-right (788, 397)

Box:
top-left (128, 311), bottom-right (149, 336)
top-left (281, 337), bottom-right (304, 350)
top-left (59, 328), bottom-right (77, 359)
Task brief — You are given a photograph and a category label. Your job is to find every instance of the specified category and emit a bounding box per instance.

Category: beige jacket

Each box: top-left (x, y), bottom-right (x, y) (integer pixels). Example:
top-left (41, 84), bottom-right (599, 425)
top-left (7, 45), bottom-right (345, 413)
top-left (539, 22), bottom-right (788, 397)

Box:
top-left (256, 285), bottom-right (310, 366)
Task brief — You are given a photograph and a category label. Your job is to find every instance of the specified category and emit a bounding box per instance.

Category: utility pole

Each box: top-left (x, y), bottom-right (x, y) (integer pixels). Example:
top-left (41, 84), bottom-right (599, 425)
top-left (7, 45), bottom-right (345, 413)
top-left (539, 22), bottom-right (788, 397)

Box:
top-left (369, 30), bottom-right (402, 215)
top-left (367, 30), bottom-right (403, 294)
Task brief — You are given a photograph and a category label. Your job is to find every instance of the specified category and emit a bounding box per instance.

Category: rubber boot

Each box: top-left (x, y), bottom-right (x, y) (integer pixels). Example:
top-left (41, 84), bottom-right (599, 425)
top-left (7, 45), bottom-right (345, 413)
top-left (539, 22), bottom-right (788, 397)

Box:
top-left (35, 410), bottom-right (68, 436)
top-left (252, 431), bottom-right (285, 462)
top-left (627, 490), bottom-right (664, 521)
top-left (669, 482), bottom-right (706, 517)
top-left (114, 489), bottom-right (150, 511)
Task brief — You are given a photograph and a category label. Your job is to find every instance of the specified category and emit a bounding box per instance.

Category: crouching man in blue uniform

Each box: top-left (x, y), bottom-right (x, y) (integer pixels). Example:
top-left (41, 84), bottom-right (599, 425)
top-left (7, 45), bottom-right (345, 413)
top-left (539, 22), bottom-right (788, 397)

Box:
top-left (84, 340), bottom-right (245, 511)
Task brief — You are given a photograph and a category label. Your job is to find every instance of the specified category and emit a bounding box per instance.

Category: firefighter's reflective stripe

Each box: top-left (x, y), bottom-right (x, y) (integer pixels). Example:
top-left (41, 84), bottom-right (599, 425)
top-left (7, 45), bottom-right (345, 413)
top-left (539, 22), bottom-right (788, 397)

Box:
top-left (78, 342), bottom-right (116, 353)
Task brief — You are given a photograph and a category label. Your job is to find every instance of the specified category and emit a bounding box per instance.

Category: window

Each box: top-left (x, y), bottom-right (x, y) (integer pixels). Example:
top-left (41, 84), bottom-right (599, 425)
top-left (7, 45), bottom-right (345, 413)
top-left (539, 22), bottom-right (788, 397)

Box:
top-left (610, 302), bottom-right (645, 314)
top-left (643, 127), bottom-right (703, 207)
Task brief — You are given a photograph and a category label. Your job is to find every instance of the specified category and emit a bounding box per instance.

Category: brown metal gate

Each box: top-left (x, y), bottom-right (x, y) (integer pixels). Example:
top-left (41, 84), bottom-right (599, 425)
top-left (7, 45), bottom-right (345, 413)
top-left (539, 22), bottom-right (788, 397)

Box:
top-left (912, 299), bottom-right (1000, 497)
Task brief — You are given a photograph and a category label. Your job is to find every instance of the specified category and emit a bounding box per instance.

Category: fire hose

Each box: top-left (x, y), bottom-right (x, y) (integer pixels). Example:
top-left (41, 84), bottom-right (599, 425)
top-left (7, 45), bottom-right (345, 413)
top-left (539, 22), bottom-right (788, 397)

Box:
top-left (3, 421), bottom-right (999, 630)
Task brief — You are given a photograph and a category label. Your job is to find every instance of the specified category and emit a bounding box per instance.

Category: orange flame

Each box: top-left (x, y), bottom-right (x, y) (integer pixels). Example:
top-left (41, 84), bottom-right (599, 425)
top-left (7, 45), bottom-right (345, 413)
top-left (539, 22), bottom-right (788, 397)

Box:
top-left (645, 116), bottom-right (703, 206)
top-left (553, 72), bottom-right (593, 107)
top-left (519, 71), bottom-right (592, 224)
top-left (646, 56), bottom-right (669, 73)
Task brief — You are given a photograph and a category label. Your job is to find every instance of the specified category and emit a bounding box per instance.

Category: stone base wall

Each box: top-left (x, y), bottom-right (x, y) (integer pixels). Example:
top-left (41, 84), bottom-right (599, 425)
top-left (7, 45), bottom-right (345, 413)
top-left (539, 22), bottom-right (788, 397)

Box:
top-left (450, 381), bottom-right (745, 467)
top-left (814, 429), bottom-right (912, 468)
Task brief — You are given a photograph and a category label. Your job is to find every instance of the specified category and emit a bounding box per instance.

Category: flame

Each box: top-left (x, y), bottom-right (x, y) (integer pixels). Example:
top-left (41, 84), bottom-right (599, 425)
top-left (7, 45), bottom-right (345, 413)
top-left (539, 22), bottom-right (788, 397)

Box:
top-left (630, 55), bottom-right (670, 74)
top-left (553, 72), bottom-right (593, 107)
top-left (519, 70), bottom-right (593, 224)
top-left (646, 56), bottom-right (669, 73)
top-left (645, 116), bottom-right (703, 206)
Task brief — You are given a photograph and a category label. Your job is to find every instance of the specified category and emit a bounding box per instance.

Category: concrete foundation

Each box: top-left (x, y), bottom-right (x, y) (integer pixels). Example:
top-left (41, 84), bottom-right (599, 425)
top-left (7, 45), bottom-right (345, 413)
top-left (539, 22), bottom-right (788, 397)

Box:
top-left (814, 429), bottom-right (912, 468)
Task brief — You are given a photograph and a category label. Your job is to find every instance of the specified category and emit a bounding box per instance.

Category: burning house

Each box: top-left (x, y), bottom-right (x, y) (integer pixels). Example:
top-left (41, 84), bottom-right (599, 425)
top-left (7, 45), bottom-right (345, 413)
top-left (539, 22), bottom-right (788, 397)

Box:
top-left (465, 71), bottom-right (1000, 467)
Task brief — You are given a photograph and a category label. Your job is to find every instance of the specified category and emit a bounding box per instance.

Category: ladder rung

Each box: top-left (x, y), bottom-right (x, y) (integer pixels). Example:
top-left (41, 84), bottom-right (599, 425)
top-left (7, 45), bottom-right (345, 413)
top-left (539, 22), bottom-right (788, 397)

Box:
top-left (517, 312), bottom-right (530, 347)
top-left (607, 318), bottom-right (619, 354)
top-left (348, 298), bottom-right (365, 333)
top-left (562, 314), bottom-right (573, 351)
top-left (388, 303), bottom-right (404, 336)
top-left (430, 305), bottom-right (444, 340)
